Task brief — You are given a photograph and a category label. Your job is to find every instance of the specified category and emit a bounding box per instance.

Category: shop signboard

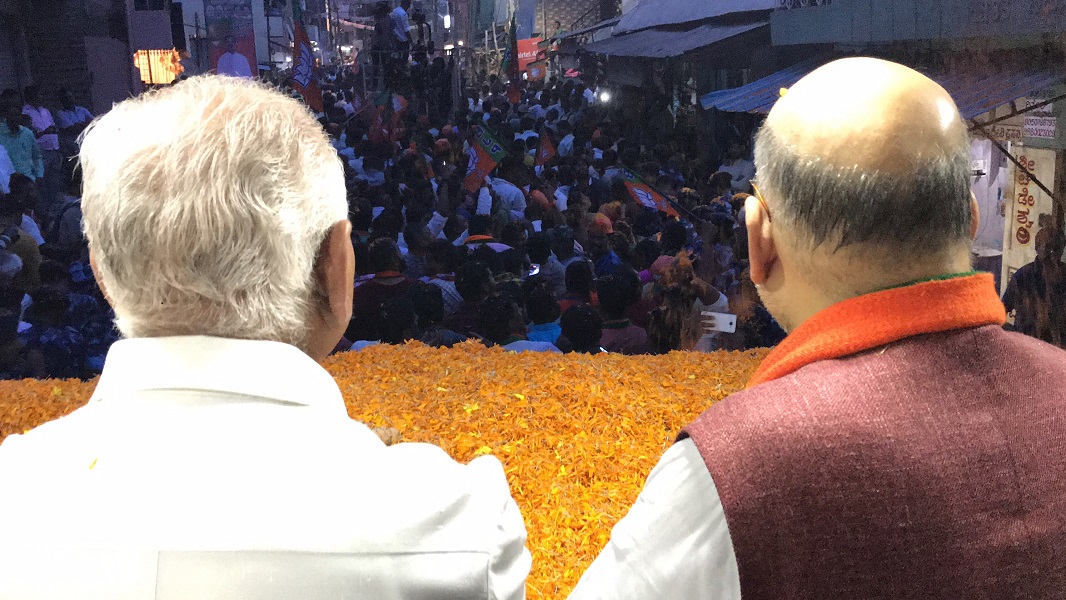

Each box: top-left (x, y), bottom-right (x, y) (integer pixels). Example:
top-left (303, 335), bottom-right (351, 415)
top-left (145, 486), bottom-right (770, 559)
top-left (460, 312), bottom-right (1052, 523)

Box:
top-left (517, 37), bottom-right (543, 72)
top-left (982, 123), bottom-right (1023, 143)
top-left (1024, 116), bottom-right (1058, 140)
top-left (1001, 147), bottom-right (1057, 303)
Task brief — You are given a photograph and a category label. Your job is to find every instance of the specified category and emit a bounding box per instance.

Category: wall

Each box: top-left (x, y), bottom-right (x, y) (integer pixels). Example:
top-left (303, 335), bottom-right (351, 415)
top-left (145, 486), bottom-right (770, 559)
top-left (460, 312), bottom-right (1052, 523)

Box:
top-left (772, 0), bottom-right (1066, 46)
top-left (85, 35), bottom-right (137, 113)
top-left (128, 5), bottom-right (175, 50)
top-left (541, 0), bottom-right (609, 36)
top-left (19, 0), bottom-right (95, 107)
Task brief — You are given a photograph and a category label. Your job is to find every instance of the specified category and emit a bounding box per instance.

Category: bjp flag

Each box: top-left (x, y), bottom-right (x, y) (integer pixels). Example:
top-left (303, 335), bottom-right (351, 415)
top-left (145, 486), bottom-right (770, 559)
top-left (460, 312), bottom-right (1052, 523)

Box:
top-left (535, 129), bottom-right (556, 167)
top-left (623, 169), bottom-right (679, 218)
top-left (463, 125), bottom-right (508, 193)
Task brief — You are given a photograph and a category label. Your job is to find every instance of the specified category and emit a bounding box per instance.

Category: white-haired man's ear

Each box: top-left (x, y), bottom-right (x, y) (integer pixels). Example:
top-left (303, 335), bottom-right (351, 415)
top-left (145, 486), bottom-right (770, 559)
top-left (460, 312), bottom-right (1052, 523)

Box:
top-left (89, 249), bottom-right (113, 308)
top-left (308, 220), bottom-right (355, 362)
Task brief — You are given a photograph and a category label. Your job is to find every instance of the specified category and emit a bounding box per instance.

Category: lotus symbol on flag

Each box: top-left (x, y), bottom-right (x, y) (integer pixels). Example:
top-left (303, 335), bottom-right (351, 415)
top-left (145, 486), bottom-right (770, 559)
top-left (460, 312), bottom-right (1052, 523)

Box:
top-left (633, 186), bottom-right (656, 208)
top-left (466, 147), bottom-right (478, 176)
top-left (294, 42), bottom-right (314, 88)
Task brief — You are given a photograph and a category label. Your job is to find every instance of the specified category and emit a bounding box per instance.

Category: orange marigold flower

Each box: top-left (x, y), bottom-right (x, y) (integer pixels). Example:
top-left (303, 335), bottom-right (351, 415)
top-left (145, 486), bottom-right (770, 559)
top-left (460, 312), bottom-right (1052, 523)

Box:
top-left (0, 342), bottom-right (768, 598)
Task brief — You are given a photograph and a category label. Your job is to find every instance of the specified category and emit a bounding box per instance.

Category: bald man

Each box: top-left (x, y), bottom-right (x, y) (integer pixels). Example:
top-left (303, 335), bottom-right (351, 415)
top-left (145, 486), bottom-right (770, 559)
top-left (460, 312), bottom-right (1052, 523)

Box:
top-left (568, 58), bottom-right (1066, 599)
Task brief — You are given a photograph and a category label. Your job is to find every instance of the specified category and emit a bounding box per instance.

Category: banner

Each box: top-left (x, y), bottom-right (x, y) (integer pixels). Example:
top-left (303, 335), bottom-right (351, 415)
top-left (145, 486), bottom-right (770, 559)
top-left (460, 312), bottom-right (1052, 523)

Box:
top-left (464, 125), bottom-right (508, 193)
top-left (535, 129), bottom-right (556, 166)
top-left (291, 1), bottom-right (323, 113)
top-left (1001, 147), bottom-right (1057, 300)
top-left (204, 0), bottom-right (257, 79)
top-left (623, 169), bottom-right (679, 218)
top-left (518, 38), bottom-right (543, 72)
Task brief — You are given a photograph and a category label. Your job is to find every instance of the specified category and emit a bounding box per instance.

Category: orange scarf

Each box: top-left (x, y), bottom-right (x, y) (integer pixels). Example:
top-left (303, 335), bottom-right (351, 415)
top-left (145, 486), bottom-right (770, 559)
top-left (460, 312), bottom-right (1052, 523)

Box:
top-left (748, 273), bottom-right (1006, 388)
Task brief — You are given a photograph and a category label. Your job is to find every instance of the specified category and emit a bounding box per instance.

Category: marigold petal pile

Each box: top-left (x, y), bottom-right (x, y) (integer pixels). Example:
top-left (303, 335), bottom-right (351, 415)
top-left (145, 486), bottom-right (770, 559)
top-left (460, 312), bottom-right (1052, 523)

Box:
top-left (0, 342), bottom-right (768, 598)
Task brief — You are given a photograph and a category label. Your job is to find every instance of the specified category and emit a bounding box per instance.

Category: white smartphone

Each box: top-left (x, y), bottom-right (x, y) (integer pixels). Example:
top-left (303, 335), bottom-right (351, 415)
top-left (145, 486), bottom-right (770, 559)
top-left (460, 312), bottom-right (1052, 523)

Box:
top-left (701, 311), bottom-right (738, 334)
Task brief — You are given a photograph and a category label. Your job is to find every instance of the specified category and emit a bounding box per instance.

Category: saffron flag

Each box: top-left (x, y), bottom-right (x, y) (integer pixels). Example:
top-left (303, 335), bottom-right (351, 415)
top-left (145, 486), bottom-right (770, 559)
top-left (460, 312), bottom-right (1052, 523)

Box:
top-left (623, 169), bottom-right (679, 218)
top-left (367, 91), bottom-right (391, 144)
top-left (389, 94), bottom-right (409, 142)
top-left (464, 125), bottom-right (508, 193)
top-left (291, 2), bottom-right (323, 113)
top-left (535, 129), bottom-right (556, 167)
top-left (504, 15), bottom-right (522, 105)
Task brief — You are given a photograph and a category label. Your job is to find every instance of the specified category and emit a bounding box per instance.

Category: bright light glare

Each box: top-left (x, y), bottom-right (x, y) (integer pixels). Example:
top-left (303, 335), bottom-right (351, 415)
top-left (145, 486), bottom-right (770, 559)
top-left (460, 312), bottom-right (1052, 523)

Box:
top-left (599, 91), bottom-right (611, 103)
top-left (443, 14), bottom-right (451, 28)
top-left (457, 39), bottom-right (464, 46)
top-left (444, 44), bottom-right (455, 50)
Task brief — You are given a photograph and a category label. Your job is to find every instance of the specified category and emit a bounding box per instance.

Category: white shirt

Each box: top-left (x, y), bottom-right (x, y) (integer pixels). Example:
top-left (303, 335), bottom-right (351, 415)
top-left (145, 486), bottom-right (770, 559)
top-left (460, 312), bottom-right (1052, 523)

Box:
top-left (558, 134), bottom-right (575, 157)
top-left (489, 177), bottom-right (527, 218)
top-left (0, 336), bottom-right (531, 600)
top-left (20, 214), bottom-right (43, 245)
top-left (0, 144), bottom-right (14, 194)
top-left (568, 439), bottom-right (740, 599)
top-left (57, 105), bottom-right (94, 130)
top-left (216, 51), bottom-right (254, 78)
top-left (719, 159), bottom-right (756, 192)
top-left (22, 104), bottom-right (59, 151)
top-left (391, 6), bottom-right (411, 42)
top-left (555, 185), bottom-right (571, 211)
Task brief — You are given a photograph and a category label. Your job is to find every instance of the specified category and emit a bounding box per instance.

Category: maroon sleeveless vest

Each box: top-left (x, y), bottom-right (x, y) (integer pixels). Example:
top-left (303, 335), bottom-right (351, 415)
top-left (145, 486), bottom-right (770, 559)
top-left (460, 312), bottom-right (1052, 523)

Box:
top-left (682, 325), bottom-right (1066, 599)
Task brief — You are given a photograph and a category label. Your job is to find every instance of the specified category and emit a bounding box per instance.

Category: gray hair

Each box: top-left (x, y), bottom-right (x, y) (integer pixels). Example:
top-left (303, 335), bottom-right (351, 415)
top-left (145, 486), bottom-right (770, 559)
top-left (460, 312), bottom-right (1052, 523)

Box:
top-left (753, 124), bottom-right (972, 254)
top-left (80, 76), bottom-right (347, 350)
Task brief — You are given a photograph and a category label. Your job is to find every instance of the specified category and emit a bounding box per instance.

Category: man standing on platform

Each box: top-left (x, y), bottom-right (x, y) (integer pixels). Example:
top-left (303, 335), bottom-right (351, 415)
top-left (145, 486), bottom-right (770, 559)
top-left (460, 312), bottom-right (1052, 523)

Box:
top-left (391, 0), bottom-right (412, 64)
top-left (0, 76), bottom-right (530, 600)
top-left (569, 57), bottom-right (1066, 599)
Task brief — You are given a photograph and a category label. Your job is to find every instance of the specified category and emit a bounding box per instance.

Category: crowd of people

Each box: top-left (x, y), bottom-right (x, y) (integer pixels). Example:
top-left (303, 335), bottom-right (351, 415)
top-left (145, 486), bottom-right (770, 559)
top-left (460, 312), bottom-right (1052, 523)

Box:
top-left (305, 62), bottom-right (787, 359)
top-left (0, 50), bottom-right (791, 378)
top-left (4, 57), bottom-right (1066, 599)
top-left (0, 88), bottom-right (116, 379)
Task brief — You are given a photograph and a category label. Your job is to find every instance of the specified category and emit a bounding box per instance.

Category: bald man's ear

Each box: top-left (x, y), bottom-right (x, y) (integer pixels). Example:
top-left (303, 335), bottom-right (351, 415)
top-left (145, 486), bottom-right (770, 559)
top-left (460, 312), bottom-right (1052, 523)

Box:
top-left (746, 195), bottom-right (778, 285)
top-left (970, 192), bottom-right (980, 241)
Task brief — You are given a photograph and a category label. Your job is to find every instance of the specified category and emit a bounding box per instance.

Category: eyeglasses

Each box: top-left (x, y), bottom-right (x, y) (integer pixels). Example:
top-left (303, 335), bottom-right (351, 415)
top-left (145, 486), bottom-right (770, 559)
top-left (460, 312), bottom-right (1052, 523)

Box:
top-left (750, 181), bottom-right (772, 223)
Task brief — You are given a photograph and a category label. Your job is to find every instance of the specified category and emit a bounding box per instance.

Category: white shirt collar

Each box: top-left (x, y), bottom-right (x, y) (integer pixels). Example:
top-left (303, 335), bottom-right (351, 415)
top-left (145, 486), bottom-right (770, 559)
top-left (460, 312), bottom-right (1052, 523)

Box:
top-left (92, 336), bottom-right (345, 414)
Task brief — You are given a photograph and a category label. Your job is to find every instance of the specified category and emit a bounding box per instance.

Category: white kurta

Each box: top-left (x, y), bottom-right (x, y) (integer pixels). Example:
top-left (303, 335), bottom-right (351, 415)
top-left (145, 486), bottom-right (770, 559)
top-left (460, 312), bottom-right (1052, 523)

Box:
top-left (567, 439), bottom-right (741, 599)
top-left (0, 336), bottom-right (531, 600)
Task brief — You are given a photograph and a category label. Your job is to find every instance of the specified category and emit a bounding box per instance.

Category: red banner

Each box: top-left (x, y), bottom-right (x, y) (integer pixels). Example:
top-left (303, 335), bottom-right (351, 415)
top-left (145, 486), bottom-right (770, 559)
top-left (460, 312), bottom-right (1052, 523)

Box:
top-left (518, 38), bottom-right (543, 72)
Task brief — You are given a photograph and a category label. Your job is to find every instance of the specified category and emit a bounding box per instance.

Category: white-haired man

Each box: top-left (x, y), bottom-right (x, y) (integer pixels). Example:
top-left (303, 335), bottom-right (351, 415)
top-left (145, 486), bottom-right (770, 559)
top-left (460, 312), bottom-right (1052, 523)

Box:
top-left (0, 76), bottom-right (530, 599)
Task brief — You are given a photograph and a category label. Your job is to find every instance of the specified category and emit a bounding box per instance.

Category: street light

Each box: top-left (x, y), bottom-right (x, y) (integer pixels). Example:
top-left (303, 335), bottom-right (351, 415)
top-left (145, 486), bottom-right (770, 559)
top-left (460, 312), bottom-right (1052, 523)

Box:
top-left (443, 14), bottom-right (451, 29)
top-left (599, 91), bottom-right (611, 103)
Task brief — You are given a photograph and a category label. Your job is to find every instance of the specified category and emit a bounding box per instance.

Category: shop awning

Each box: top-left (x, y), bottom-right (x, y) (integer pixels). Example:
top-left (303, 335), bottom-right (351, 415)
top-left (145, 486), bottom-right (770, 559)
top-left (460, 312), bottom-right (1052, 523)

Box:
top-left (582, 21), bottom-right (766, 59)
top-left (699, 58), bottom-right (824, 112)
top-left (702, 59), bottom-right (1066, 120)
top-left (556, 18), bottom-right (620, 41)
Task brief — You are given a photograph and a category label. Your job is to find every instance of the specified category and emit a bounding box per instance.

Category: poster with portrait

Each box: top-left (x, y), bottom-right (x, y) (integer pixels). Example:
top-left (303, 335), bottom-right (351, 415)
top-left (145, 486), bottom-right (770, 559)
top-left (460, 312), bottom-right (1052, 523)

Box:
top-left (205, 0), bottom-right (258, 78)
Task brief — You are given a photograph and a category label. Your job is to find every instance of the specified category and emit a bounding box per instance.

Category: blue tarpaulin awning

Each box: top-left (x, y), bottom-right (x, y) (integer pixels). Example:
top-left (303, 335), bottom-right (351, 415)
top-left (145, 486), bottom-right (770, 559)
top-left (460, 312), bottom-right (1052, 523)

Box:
top-left (702, 58), bottom-right (1066, 120)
